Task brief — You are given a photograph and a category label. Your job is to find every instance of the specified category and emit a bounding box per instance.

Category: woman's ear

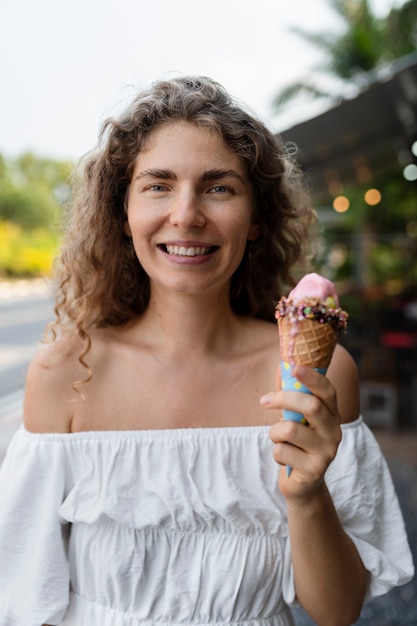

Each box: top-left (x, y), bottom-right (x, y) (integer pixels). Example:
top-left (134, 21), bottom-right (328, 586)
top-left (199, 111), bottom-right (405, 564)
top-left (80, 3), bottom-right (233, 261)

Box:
top-left (247, 224), bottom-right (260, 241)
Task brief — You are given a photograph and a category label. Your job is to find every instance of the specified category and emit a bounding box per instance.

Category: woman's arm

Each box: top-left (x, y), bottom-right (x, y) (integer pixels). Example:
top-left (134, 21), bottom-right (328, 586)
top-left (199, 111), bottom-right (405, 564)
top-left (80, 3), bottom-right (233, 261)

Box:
top-left (285, 478), bottom-right (368, 625)
top-left (262, 346), bottom-right (369, 625)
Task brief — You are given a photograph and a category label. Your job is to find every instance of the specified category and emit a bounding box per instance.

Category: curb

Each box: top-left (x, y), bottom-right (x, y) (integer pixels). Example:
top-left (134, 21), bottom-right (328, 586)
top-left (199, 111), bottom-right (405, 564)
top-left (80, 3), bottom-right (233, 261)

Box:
top-left (0, 278), bottom-right (54, 301)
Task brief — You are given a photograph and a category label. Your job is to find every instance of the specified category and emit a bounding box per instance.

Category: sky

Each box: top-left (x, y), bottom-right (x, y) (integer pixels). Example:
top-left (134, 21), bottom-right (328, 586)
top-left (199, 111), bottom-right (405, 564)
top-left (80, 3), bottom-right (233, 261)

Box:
top-left (0, 0), bottom-right (402, 160)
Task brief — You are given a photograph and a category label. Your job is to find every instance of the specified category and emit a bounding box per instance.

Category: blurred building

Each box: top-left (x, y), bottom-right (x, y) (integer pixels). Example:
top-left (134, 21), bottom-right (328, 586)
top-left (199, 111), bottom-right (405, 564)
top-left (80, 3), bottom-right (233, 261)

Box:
top-left (280, 52), bottom-right (417, 201)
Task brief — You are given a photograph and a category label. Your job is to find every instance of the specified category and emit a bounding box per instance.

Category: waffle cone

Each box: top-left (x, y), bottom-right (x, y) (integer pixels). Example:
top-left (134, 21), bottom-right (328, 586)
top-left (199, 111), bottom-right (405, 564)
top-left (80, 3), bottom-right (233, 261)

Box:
top-left (278, 317), bottom-right (337, 368)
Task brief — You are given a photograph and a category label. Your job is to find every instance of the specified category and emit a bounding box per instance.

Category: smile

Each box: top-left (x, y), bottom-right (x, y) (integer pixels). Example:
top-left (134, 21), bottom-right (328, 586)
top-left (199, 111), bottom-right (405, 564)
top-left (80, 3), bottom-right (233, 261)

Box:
top-left (162, 245), bottom-right (216, 257)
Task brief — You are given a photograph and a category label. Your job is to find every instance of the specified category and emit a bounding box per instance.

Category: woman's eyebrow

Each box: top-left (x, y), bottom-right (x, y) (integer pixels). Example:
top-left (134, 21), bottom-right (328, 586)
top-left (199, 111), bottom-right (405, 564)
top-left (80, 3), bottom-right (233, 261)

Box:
top-left (134, 169), bottom-right (177, 181)
top-left (200, 169), bottom-right (246, 184)
top-left (133, 168), bottom-right (246, 184)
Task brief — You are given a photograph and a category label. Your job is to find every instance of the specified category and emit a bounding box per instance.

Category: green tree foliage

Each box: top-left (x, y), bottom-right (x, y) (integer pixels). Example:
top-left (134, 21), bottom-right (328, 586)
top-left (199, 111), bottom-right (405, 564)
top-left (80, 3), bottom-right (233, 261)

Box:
top-left (384, 0), bottom-right (417, 59)
top-left (0, 152), bottom-right (73, 277)
top-left (273, 0), bottom-right (417, 108)
top-left (0, 152), bottom-right (73, 229)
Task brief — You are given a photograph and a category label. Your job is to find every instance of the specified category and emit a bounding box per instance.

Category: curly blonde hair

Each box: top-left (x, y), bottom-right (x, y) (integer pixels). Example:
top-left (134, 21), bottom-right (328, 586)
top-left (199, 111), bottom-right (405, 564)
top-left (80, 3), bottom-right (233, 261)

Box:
top-left (52, 76), bottom-right (316, 361)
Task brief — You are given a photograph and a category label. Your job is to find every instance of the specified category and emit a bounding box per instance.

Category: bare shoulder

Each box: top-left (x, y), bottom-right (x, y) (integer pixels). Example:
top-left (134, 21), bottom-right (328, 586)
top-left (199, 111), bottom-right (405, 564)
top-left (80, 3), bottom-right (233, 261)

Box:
top-left (24, 332), bottom-right (86, 433)
top-left (327, 343), bottom-right (360, 424)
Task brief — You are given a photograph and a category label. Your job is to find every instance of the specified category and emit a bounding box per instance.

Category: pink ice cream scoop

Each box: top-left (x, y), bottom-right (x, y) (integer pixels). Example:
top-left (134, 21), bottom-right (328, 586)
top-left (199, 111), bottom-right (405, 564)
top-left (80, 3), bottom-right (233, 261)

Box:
top-left (288, 272), bottom-right (340, 308)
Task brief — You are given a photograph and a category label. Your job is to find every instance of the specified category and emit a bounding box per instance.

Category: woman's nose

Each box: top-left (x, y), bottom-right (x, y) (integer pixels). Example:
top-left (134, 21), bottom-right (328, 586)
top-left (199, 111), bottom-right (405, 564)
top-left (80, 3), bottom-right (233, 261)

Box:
top-left (169, 191), bottom-right (206, 228)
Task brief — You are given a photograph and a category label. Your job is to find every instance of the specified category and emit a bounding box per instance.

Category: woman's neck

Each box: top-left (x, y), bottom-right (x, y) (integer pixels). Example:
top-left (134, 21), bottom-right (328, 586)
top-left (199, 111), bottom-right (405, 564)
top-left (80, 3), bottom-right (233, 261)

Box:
top-left (137, 287), bottom-right (244, 357)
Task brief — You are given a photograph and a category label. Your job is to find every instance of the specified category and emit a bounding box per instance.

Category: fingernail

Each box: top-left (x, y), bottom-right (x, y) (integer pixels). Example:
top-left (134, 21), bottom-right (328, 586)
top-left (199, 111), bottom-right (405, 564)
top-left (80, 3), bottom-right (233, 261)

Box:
top-left (260, 393), bottom-right (273, 406)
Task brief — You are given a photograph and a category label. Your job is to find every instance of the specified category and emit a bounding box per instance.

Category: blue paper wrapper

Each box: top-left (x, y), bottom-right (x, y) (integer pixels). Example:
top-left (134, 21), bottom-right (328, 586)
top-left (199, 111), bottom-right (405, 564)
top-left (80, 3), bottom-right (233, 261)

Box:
top-left (281, 360), bottom-right (327, 423)
top-left (280, 360), bottom-right (327, 475)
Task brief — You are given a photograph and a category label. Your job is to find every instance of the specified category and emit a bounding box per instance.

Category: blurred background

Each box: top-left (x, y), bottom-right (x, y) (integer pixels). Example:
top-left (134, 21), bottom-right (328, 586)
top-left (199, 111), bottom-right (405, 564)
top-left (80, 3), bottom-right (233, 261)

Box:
top-left (0, 1), bottom-right (416, 623)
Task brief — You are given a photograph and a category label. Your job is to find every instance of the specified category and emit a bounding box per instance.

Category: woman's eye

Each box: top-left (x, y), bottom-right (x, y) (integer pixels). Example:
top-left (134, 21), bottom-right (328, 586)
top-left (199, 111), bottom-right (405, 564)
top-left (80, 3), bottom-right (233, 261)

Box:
top-left (210, 185), bottom-right (230, 194)
top-left (148, 184), bottom-right (167, 192)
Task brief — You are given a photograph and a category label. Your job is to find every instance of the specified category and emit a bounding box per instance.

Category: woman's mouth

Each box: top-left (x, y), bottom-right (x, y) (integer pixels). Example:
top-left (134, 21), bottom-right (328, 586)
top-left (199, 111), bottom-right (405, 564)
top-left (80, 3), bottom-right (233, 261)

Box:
top-left (159, 244), bottom-right (218, 257)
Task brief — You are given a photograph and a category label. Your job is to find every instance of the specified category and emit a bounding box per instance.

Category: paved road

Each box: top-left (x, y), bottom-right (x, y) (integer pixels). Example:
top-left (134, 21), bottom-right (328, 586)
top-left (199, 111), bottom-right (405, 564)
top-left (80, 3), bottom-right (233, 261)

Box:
top-left (0, 280), bottom-right (55, 454)
top-left (0, 280), bottom-right (55, 397)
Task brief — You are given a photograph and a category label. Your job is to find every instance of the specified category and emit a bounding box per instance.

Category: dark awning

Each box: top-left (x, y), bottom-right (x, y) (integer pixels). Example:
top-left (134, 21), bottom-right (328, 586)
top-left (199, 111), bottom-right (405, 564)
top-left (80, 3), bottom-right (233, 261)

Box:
top-left (280, 53), bottom-right (417, 200)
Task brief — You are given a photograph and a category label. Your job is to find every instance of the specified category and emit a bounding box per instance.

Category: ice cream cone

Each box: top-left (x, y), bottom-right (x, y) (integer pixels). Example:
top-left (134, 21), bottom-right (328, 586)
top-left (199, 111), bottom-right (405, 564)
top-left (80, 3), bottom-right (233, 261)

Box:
top-left (274, 274), bottom-right (348, 476)
top-left (278, 317), bottom-right (337, 369)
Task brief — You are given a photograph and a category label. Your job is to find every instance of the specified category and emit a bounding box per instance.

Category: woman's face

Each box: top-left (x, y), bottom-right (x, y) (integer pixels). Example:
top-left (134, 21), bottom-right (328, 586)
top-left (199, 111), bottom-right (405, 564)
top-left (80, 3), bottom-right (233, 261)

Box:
top-left (125, 121), bottom-right (258, 298)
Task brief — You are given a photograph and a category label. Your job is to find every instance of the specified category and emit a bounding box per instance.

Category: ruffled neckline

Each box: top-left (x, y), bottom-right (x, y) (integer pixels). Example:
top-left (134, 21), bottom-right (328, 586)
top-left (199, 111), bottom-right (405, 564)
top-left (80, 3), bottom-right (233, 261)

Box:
top-left (20, 416), bottom-right (363, 441)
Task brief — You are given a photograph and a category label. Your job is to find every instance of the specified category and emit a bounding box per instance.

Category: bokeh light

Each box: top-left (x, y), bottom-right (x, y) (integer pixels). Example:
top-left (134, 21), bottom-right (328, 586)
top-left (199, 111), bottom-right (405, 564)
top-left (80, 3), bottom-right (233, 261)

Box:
top-left (403, 164), bottom-right (417, 181)
top-left (332, 196), bottom-right (350, 213)
top-left (364, 188), bottom-right (382, 205)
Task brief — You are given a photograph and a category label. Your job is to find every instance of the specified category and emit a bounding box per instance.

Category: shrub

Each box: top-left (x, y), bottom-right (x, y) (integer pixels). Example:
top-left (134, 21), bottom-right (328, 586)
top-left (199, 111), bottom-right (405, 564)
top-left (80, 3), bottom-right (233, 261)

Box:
top-left (0, 220), bottom-right (61, 277)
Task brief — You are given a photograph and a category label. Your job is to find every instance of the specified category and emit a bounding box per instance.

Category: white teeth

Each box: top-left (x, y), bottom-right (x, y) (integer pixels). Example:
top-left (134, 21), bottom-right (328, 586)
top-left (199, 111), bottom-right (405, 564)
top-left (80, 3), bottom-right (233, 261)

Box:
top-left (165, 245), bottom-right (210, 256)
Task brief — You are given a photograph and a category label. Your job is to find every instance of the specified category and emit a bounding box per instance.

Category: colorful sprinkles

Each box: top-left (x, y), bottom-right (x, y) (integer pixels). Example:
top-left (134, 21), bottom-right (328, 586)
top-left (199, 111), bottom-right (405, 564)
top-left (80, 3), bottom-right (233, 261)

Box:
top-left (275, 296), bottom-right (348, 336)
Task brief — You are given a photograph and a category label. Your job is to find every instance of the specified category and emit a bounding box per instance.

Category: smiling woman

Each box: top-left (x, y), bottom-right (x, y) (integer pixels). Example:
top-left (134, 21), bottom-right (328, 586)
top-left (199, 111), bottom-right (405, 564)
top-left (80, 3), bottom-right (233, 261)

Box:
top-left (124, 121), bottom-right (257, 294)
top-left (0, 76), bottom-right (413, 626)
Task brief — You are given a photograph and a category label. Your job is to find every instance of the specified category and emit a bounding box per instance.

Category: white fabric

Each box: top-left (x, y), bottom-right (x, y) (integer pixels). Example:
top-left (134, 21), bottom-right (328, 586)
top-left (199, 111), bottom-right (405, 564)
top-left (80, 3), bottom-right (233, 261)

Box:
top-left (0, 417), bottom-right (413, 626)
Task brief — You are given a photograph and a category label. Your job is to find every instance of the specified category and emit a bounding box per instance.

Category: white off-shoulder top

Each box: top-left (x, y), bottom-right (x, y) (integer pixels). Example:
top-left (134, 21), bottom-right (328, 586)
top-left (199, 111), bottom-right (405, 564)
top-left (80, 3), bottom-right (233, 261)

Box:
top-left (0, 417), bottom-right (413, 626)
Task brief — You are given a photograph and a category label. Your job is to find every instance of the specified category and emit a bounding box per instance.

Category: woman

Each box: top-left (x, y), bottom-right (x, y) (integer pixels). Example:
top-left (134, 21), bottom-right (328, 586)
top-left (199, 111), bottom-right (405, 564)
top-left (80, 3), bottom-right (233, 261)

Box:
top-left (0, 76), bottom-right (413, 626)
